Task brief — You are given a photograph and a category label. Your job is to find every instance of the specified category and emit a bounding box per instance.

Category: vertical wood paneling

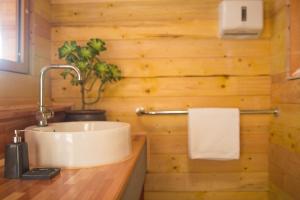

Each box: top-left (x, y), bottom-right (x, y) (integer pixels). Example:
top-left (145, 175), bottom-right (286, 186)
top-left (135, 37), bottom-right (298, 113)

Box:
top-left (270, 0), bottom-right (300, 199)
top-left (30, 0), bottom-right (52, 76)
top-left (50, 0), bottom-right (272, 199)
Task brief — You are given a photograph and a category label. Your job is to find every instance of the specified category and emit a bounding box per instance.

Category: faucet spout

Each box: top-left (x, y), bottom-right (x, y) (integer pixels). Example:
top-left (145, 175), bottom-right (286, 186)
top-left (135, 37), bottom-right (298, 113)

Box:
top-left (38, 65), bottom-right (82, 127)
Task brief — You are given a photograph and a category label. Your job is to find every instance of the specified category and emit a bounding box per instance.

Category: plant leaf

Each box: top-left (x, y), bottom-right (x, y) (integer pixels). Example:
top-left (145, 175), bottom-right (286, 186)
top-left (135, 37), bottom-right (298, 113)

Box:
top-left (77, 61), bottom-right (89, 72)
top-left (87, 38), bottom-right (106, 54)
top-left (58, 41), bottom-right (77, 58)
top-left (78, 47), bottom-right (93, 60)
top-left (57, 38), bottom-right (122, 107)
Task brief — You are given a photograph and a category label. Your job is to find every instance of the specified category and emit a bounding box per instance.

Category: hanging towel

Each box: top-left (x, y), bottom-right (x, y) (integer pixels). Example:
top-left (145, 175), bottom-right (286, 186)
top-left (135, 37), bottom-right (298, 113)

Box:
top-left (188, 108), bottom-right (240, 160)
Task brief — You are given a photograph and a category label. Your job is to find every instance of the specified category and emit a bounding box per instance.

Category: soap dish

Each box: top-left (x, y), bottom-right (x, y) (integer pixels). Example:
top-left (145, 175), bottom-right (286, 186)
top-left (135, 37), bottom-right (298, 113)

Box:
top-left (21, 168), bottom-right (61, 180)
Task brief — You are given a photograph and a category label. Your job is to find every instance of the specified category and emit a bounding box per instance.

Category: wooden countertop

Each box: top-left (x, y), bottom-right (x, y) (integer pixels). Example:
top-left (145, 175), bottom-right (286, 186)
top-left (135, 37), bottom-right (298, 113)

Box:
top-left (0, 135), bottom-right (146, 200)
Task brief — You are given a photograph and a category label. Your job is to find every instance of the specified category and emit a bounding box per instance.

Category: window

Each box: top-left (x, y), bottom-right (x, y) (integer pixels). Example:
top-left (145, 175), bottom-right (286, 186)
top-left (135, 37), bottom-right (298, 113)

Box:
top-left (0, 0), bottom-right (29, 74)
top-left (288, 0), bottom-right (300, 79)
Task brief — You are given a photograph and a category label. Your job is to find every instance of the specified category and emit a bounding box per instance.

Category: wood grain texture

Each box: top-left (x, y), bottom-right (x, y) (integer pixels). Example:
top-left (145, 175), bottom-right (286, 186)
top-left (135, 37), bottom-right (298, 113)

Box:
top-left (269, 144), bottom-right (300, 200)
top-left (288, 0), bottom-right (300, 76)
top-left (50, 0), bottom-right (273, 25)
top-left (272, 73), bottom-right (300, 104)
top-left (145, 172), bottom-right (268, 192)
top-left (51, 39), bottom-right (270, 61)
top-left (148, 153), bottom-right (268, 173)
top-left (50, 57), bottom-right (271, 78)
top-left (0, 0), bottom-right (51, 106)
top-left (0, 0), bottom-right (53, 160)
top-left (29, 0), bottom-right (51, 76)
top-left (270, 103), bottom-right (300, 153)
top-left (0, 104), bottom-right (71, 159)
top-left (269, 183), bottom-right (294, 200)
top-left (51, 0), bottom-right (273, 6)
top-left (52, 96), bottom-right (271, 111)
top-left (52, 76), bottom-right (271, 98)
top-left (0, 136), bottom-right (146, 200)
top-left (51, 19), bottom-right (272, 40)
top-left (149, 133), bottom-right (269, 155)
top-left (270, 0), bottom-right (300, 199)
top-left (50, 0), bottom-right (272, 199)
top-left (145, 191), bottom-right (269, 200)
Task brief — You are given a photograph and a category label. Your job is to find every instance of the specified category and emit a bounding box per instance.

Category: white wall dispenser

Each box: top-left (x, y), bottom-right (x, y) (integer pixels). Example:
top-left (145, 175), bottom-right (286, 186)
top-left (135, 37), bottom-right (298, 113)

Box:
top-left (219, 0), bottom-right (263, 39)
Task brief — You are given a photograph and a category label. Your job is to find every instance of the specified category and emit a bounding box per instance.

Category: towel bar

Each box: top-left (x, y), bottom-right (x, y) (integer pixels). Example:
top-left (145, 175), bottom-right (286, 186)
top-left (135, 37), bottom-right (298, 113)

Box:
top-left (136, 107), bottom-right (279, 116)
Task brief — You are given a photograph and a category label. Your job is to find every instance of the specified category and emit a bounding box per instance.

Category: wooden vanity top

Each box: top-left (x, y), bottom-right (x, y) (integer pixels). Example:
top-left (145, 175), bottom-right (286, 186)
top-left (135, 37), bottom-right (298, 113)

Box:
top-left (0, 135), bottom-right (146, 200)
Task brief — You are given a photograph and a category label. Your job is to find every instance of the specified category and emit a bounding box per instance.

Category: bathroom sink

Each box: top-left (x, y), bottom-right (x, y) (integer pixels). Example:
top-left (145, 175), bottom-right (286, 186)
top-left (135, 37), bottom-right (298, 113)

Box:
top-left (25, 121), bottom-right (132, 168)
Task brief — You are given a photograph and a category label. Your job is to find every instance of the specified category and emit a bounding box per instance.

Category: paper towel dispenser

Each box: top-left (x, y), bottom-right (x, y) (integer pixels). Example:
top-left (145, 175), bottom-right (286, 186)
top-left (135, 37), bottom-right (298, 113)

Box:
top-left (219, 0), bottom-right (263, 39)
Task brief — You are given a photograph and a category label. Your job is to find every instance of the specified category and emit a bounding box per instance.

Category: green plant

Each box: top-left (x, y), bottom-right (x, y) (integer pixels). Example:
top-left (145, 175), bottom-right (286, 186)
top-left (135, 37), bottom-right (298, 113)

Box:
top-left (58, 38), bottom-right (121, 110)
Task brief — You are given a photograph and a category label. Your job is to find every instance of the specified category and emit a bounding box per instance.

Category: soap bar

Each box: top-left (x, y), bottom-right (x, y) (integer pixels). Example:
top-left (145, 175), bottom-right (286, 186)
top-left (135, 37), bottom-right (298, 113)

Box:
top-left (21, 168), bottom-right (61, 180)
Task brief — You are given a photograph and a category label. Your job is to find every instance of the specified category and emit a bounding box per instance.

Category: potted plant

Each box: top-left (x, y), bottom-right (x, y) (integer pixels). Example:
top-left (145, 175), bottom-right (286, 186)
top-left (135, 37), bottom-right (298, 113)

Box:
top-left (58, 38), bottom-right (122, 121)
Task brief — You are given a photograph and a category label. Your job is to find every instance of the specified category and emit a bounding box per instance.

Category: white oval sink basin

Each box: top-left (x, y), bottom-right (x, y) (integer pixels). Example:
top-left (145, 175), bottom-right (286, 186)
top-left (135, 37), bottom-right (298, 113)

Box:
top-left (25, 121), bottom-right (132, 168)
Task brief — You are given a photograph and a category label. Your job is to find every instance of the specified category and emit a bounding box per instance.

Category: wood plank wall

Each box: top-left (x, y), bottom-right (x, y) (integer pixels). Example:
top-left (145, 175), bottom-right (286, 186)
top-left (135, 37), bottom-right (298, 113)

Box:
top-left (0, 107), bottom-right (67, 159)
top-left (0, 0), bottom-right (54, 159)
top-left (50, 0), bottom-right (272, 199)
top-left (0, 0), bottom-right (51, 105)
top-left (269, 0), bottom-right (300, 199)
top-left (30, 0), bottom-right (52, 76)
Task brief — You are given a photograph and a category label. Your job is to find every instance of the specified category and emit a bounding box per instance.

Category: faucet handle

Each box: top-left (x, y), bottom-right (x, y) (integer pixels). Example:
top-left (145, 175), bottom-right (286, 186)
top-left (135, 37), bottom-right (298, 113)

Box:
top-left (44, 107), bottom-right (54, 119)
top-left (36, 107), bottom-right (55, 127)
top-left (47, 109), bottom-right (55, 119)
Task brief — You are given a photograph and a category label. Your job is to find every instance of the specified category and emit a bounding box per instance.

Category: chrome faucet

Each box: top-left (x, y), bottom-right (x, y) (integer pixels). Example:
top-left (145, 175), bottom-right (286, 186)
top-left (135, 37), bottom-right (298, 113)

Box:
top-left (37, 65), bottom-right (82, 127)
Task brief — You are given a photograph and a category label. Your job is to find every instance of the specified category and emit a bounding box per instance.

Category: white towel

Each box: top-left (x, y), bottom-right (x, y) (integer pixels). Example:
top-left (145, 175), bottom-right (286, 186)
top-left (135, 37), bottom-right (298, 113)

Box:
top-left (188, 108), bottom-right (240, 160)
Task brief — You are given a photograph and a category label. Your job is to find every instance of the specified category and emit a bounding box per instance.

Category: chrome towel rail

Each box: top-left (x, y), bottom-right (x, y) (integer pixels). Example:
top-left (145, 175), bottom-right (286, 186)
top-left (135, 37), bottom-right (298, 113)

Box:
top-left (136, 107), bottom-right (279, 116)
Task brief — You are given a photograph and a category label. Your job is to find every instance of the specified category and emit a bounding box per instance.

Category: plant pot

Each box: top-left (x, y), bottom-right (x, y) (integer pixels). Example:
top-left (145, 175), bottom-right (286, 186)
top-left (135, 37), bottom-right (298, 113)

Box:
top-left (64, 110), bottom-right (106, 122)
